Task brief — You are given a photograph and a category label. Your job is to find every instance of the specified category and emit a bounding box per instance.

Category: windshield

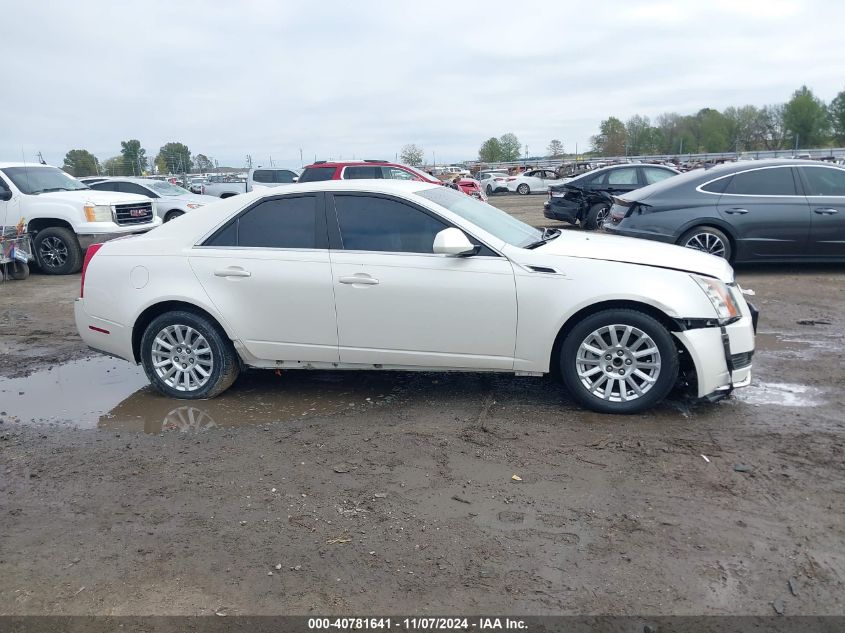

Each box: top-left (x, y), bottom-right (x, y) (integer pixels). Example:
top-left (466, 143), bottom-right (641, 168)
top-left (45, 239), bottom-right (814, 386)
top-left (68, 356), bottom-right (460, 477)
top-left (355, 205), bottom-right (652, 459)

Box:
top-left (417, 186), bottom-right (542, 248)
top-left (1, 166), bottom-right (89, 194)
top-left (147, 180), bottom-right (190, 196)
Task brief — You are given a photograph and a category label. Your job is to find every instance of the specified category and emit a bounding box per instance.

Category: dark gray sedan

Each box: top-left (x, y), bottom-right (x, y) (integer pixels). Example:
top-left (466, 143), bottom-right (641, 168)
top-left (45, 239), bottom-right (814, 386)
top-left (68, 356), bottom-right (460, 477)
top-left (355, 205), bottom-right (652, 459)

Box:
top-left (604, 159), bottom-right (845, 262)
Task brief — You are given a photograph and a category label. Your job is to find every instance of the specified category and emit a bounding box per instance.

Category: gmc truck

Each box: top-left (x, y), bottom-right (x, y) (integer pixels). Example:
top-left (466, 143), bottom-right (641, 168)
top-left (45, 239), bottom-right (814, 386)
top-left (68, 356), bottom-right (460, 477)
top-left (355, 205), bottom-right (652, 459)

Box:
top-left (0, 163), bottom-right (162, 275)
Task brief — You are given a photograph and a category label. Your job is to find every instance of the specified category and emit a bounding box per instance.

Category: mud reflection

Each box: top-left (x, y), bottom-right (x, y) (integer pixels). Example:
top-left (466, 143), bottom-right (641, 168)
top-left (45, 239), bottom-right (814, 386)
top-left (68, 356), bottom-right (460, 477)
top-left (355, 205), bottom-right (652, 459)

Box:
top-left (99, 369), bottom-right (403, 433)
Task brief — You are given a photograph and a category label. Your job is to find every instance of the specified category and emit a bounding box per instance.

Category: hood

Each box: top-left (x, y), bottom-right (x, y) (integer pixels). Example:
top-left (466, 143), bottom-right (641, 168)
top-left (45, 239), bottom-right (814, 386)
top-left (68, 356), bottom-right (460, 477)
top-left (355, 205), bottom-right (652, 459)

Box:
top-left (532, 230), bottom-right (734, 282)
top-left (160, 193), bottom-right (219, 205)
top-left (39, 190), bottom-right (151, 206)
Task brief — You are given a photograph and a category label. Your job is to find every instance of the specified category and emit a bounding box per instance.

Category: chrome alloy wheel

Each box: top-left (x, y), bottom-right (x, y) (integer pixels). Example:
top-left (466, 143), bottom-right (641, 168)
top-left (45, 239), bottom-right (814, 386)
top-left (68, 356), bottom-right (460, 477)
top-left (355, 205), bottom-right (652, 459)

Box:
top-left (576, 324), bottom-right (661, 402)
top-left (595, 206), bottom-right (610, 225)
top-left (150, 324), bottom-right (214, 392)
top-left (684, 232), bottom-right (726, 257)
top-left (39, 236), bottom-right (68, 268)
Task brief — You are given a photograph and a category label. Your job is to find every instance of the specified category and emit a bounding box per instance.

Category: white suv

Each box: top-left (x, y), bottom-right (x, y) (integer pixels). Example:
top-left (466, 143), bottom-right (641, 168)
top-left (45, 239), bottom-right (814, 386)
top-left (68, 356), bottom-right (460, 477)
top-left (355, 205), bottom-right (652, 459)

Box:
top-left (0, 163), bottom-right (161, 274)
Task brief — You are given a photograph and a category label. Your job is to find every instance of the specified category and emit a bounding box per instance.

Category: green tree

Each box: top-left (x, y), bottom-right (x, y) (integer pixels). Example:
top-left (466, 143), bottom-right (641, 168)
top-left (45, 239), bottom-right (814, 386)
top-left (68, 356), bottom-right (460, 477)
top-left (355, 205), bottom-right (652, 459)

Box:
top-left (828, 89), bottom-right (845, 144)
top-left (399, 144), bottom-right (425, 166)
top-left (783, 85), bottom-right (830, 149)
top-left (547, 139), bottom-right (564, 157)
top-left (102, 156), bottom-right (122, 176)
top-left (498, 133), bottom-right (521, 161)
top-left (590, 117), bottom-right (626, 155)
top-left (62, 149), bottom-right (100, 177)
top-left (120, 139), bottom-right (147, 176)
top-left (156, 142), bottom-right (192, 174)
top-left (695, 108), bottom-right (730, 152)
top-left (760, 104), bottom-right (788, 150)
top-left (194, 154), bottom-right (214, 172)
top-left (478, 137), bottom-right (503, 162)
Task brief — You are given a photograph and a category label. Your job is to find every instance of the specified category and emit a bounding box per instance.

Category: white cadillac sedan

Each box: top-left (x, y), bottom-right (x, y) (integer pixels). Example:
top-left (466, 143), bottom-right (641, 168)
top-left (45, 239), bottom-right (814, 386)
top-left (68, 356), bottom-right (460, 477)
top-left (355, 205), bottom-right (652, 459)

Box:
top-left (75, 180), bottom-right (756, 414)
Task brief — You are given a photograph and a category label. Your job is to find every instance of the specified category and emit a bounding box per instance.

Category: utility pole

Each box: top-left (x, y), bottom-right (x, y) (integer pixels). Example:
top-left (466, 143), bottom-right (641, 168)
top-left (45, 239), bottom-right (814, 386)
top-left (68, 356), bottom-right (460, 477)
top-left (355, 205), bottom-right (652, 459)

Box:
top-left (299, 148), bottom-right (303, 167)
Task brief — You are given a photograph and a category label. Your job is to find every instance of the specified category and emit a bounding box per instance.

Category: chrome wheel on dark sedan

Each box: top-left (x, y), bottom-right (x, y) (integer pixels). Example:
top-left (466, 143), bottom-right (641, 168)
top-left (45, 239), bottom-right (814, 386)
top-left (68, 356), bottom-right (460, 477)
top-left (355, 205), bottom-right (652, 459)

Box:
top-left (679, 226), bottom-right (732, 261)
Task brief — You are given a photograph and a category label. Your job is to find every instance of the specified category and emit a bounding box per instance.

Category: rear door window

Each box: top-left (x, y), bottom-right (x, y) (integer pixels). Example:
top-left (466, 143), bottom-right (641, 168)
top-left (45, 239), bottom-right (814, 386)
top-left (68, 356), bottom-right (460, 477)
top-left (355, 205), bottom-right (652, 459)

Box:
top-left (724, 167), bottom-right (797, 195)
top-left (800, 166), bottom-right (845, 196)
top-left (642, 167), bottom-right (675, 185)
top-left (343, 166), bottom-right (383, 179)
top-left (205, 195), bottom-right (319, 249)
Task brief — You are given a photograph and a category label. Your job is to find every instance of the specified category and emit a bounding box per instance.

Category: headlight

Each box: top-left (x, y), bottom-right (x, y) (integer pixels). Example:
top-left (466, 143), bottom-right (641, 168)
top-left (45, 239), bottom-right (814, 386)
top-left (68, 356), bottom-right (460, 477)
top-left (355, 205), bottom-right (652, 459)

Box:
top-left (691, 274), bottom-right (740, 321)
top-left (186, 203), bottom-right (203, 209)
top-left (550, 191), bottom-right (565, 198)
top-left (83, 204), bottom-right (113, 222)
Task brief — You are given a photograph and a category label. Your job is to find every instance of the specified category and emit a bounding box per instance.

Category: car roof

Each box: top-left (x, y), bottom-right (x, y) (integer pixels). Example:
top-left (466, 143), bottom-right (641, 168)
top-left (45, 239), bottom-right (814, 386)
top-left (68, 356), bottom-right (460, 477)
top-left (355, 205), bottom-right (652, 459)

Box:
top-left (0, 162), bottom-right (58, 169)
top-left (303, 160), bottom-right (398, 168)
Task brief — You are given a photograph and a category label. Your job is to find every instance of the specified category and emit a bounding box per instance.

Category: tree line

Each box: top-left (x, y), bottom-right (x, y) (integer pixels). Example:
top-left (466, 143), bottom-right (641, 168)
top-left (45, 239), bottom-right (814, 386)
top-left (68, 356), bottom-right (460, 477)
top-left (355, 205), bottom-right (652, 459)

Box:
top-left (62, 140), bottom-right (215, 177)
top-left (590, 85), bottom-right (845, 157)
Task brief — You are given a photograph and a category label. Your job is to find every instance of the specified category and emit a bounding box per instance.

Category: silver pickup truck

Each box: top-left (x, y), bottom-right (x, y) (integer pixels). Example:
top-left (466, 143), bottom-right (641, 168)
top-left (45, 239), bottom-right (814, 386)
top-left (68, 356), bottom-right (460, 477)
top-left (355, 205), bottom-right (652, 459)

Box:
top-left (201, 167), bottom-right (300, 198)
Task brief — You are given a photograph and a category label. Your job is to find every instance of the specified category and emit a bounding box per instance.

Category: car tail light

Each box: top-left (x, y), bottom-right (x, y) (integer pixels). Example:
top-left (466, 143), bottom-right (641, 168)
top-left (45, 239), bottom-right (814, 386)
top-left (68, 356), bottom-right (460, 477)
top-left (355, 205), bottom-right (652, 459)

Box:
top-left (80, 243), bottom-right (104, 298)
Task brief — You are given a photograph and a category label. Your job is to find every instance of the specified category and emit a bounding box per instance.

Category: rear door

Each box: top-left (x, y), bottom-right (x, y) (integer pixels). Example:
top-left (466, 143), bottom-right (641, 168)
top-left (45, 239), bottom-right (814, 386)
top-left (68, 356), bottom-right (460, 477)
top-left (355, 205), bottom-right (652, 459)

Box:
top-left (327, 193), bottom-right (517, 369)
top-left (603, 166), bottom-right (641, 197)
top-left (715, 166), bottom-right (809, 258)
top-left (797, 165), bottom-right (845, 258)
top-left (188, 193), bottom-right (339, 362)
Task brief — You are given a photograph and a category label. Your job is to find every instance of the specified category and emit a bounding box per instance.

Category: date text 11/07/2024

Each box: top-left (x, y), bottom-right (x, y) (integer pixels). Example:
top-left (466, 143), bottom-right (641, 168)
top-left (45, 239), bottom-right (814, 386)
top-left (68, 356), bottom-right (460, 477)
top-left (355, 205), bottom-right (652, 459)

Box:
top-left (307, 617), bottom-right (528, 630)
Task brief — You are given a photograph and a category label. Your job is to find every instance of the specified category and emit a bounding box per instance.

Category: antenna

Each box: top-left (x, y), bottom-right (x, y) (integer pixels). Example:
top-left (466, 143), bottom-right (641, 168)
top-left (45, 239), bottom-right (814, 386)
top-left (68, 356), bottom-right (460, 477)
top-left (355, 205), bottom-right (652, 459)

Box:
top-left (37, 151), bottom-right (46, 165)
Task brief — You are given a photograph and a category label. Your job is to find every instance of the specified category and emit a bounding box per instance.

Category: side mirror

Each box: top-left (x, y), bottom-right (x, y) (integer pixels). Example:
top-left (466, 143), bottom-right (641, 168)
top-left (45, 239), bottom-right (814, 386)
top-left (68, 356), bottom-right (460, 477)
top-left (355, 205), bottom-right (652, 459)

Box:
top-left (433, 227), bottom-right (478, 257)
top-left (292, 176), bottom-right (299, 183)
top-left (0, 189), bottom-right (11, 202)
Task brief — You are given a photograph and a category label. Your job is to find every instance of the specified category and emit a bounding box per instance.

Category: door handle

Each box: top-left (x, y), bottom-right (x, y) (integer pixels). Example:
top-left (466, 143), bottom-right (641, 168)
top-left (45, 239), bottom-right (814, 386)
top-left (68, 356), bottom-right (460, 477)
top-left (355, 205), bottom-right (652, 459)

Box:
top-left (339, 275), bottom-right (379, 285)
top-left (813, 208), bottom-right (839, 215)
top-left (724, 208), bottom-right (749, 215)
top-left (214, 267), bottom-right (251, 278)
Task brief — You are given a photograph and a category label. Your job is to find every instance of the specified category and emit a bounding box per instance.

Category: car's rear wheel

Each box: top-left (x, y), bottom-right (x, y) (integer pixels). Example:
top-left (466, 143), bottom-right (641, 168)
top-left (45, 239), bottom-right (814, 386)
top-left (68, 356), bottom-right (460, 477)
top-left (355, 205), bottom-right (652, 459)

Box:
top-left (560, 309), bottom-right (679, 414)
top-left (34, 227), bottom-right (82, 275)
top-left (517, 183), bottom-right (530, 195)
top-left (582, 202), bottom-right (610, 230)
top-left (486, 184), bottom-right (493, 196)
top-left (679, 226), bottom-right (732, 261)
top-left (141, 310), bottom-right (240, 399)
top-left (164, 210), bottom-right (185, 222)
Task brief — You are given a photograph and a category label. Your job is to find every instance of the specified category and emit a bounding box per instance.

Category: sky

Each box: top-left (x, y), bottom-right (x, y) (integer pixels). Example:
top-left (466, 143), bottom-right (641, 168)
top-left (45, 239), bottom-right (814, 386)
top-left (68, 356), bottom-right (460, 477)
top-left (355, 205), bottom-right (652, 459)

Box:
top-left (2, 0), bottom-right (845, 170)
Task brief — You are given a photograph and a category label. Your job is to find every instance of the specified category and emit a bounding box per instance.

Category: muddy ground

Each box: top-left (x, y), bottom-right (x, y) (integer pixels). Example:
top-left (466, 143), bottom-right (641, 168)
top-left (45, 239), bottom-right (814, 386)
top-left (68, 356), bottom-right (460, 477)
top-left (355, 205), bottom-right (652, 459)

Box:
top-left (1, 194), bottom-right (844, 616)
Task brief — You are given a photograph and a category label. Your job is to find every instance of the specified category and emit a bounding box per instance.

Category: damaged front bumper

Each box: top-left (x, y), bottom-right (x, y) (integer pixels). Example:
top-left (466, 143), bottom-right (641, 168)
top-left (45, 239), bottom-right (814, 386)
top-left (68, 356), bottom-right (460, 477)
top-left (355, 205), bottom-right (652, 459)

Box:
top-left (673, 298), bottom-right (757, 401)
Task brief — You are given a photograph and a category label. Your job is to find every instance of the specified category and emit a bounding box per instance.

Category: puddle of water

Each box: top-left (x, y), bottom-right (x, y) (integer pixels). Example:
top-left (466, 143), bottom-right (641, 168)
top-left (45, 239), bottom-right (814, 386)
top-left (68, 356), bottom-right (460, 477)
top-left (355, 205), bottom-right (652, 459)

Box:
top-left (733, 381), bottom-right (824, 407)
top-left (1, 357), bottom-right (402, 433)
top-left (0, 356), bottom-right (149, 428)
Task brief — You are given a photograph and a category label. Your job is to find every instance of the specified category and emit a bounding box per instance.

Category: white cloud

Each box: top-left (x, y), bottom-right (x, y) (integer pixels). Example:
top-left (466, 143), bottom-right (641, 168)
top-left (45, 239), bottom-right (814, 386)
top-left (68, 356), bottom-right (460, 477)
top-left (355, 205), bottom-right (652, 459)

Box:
top-left (0, 0), bottom-right (842, 167)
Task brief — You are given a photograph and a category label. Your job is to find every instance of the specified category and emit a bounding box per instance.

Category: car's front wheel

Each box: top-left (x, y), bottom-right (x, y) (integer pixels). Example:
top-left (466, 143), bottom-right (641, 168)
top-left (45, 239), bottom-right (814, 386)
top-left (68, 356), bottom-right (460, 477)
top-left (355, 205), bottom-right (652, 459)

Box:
top-left (164, 210), bottom-right (185, 222)
top-left (141, 310), bottom-right (240, 399)
top-left (517, 183), bottom-right (530, 195)
top-left (34, 227), bottom-right (83, 275)
top-left (560, 309), bottom-right (679, 414)
top-left (486, 184), bottom-right (493, 196)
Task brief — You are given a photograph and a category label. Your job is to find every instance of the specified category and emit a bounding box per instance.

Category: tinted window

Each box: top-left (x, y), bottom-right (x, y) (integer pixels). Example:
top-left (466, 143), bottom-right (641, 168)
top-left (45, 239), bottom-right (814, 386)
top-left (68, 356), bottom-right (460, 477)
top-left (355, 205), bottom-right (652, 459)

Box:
top-left (700, 175), bottom-right (732, 194)
top-left (607, 167), bottom-right (639, 185)
top-left (382, 166), bottom-right (415, 180)
top-left (206, 196), bottom-right (317, 248)
top-left (90, 181), bottom-right (119, 192)
top-left (725, 167), bottom-right (796, 195)
top-left (118, 182), bottom-right (154, 197)
top-left (643, 167), bottom-right (675, 185)
top-left (801, 166), bottom-right (845, 196)
top-left (334, 195), bottom-right (448, 253)
top-left (275, 170), bottom-right (297, 183)
top-left (343, 166), bottom-right (382, 179)
top-left (298, 167), bottom-right (336, 183)
top-left (252, 170), bottom-right (273, 183)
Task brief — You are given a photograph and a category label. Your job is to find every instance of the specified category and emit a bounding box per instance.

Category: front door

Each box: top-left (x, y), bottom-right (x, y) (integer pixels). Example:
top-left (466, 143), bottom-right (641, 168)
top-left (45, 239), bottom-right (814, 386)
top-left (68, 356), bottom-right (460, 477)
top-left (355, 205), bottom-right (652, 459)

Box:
top-left (188, 193), bottom-right (339, 362)
top-left (716, 166), bottom-right (810, 258)
top-left (797, 165), bottom-right (845, 258)
top-left (327, 193), bottom-right (518, 369)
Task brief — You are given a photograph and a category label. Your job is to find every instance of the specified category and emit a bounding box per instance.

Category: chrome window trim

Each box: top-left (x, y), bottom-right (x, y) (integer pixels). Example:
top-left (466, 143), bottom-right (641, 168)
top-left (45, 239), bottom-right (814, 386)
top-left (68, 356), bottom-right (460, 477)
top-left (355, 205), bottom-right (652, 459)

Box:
top-left (695, 165), bottom-right (800, 197)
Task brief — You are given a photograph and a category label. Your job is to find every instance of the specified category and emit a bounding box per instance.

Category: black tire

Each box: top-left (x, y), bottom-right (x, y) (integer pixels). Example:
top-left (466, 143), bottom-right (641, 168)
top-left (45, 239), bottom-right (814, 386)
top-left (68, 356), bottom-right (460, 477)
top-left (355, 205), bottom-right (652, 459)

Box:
top-left (164, 210), bottom-right (185, 222)
top-left (140, 310), bottom-right (240, 400)
top-left (517, 183), bottom-right (530, 195)
top-left (486, 184), bottom-right (493, 196)
top-left (34, 227), bottom-right (83, 275)
top-left (678, 226), bottom-right (732, 261)
top-left (7, 261), bottom-right (29, 280)
top-left (559, 309), bottom-right (679, 414)
top-left (582, 202), bottom-right (611, 231)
